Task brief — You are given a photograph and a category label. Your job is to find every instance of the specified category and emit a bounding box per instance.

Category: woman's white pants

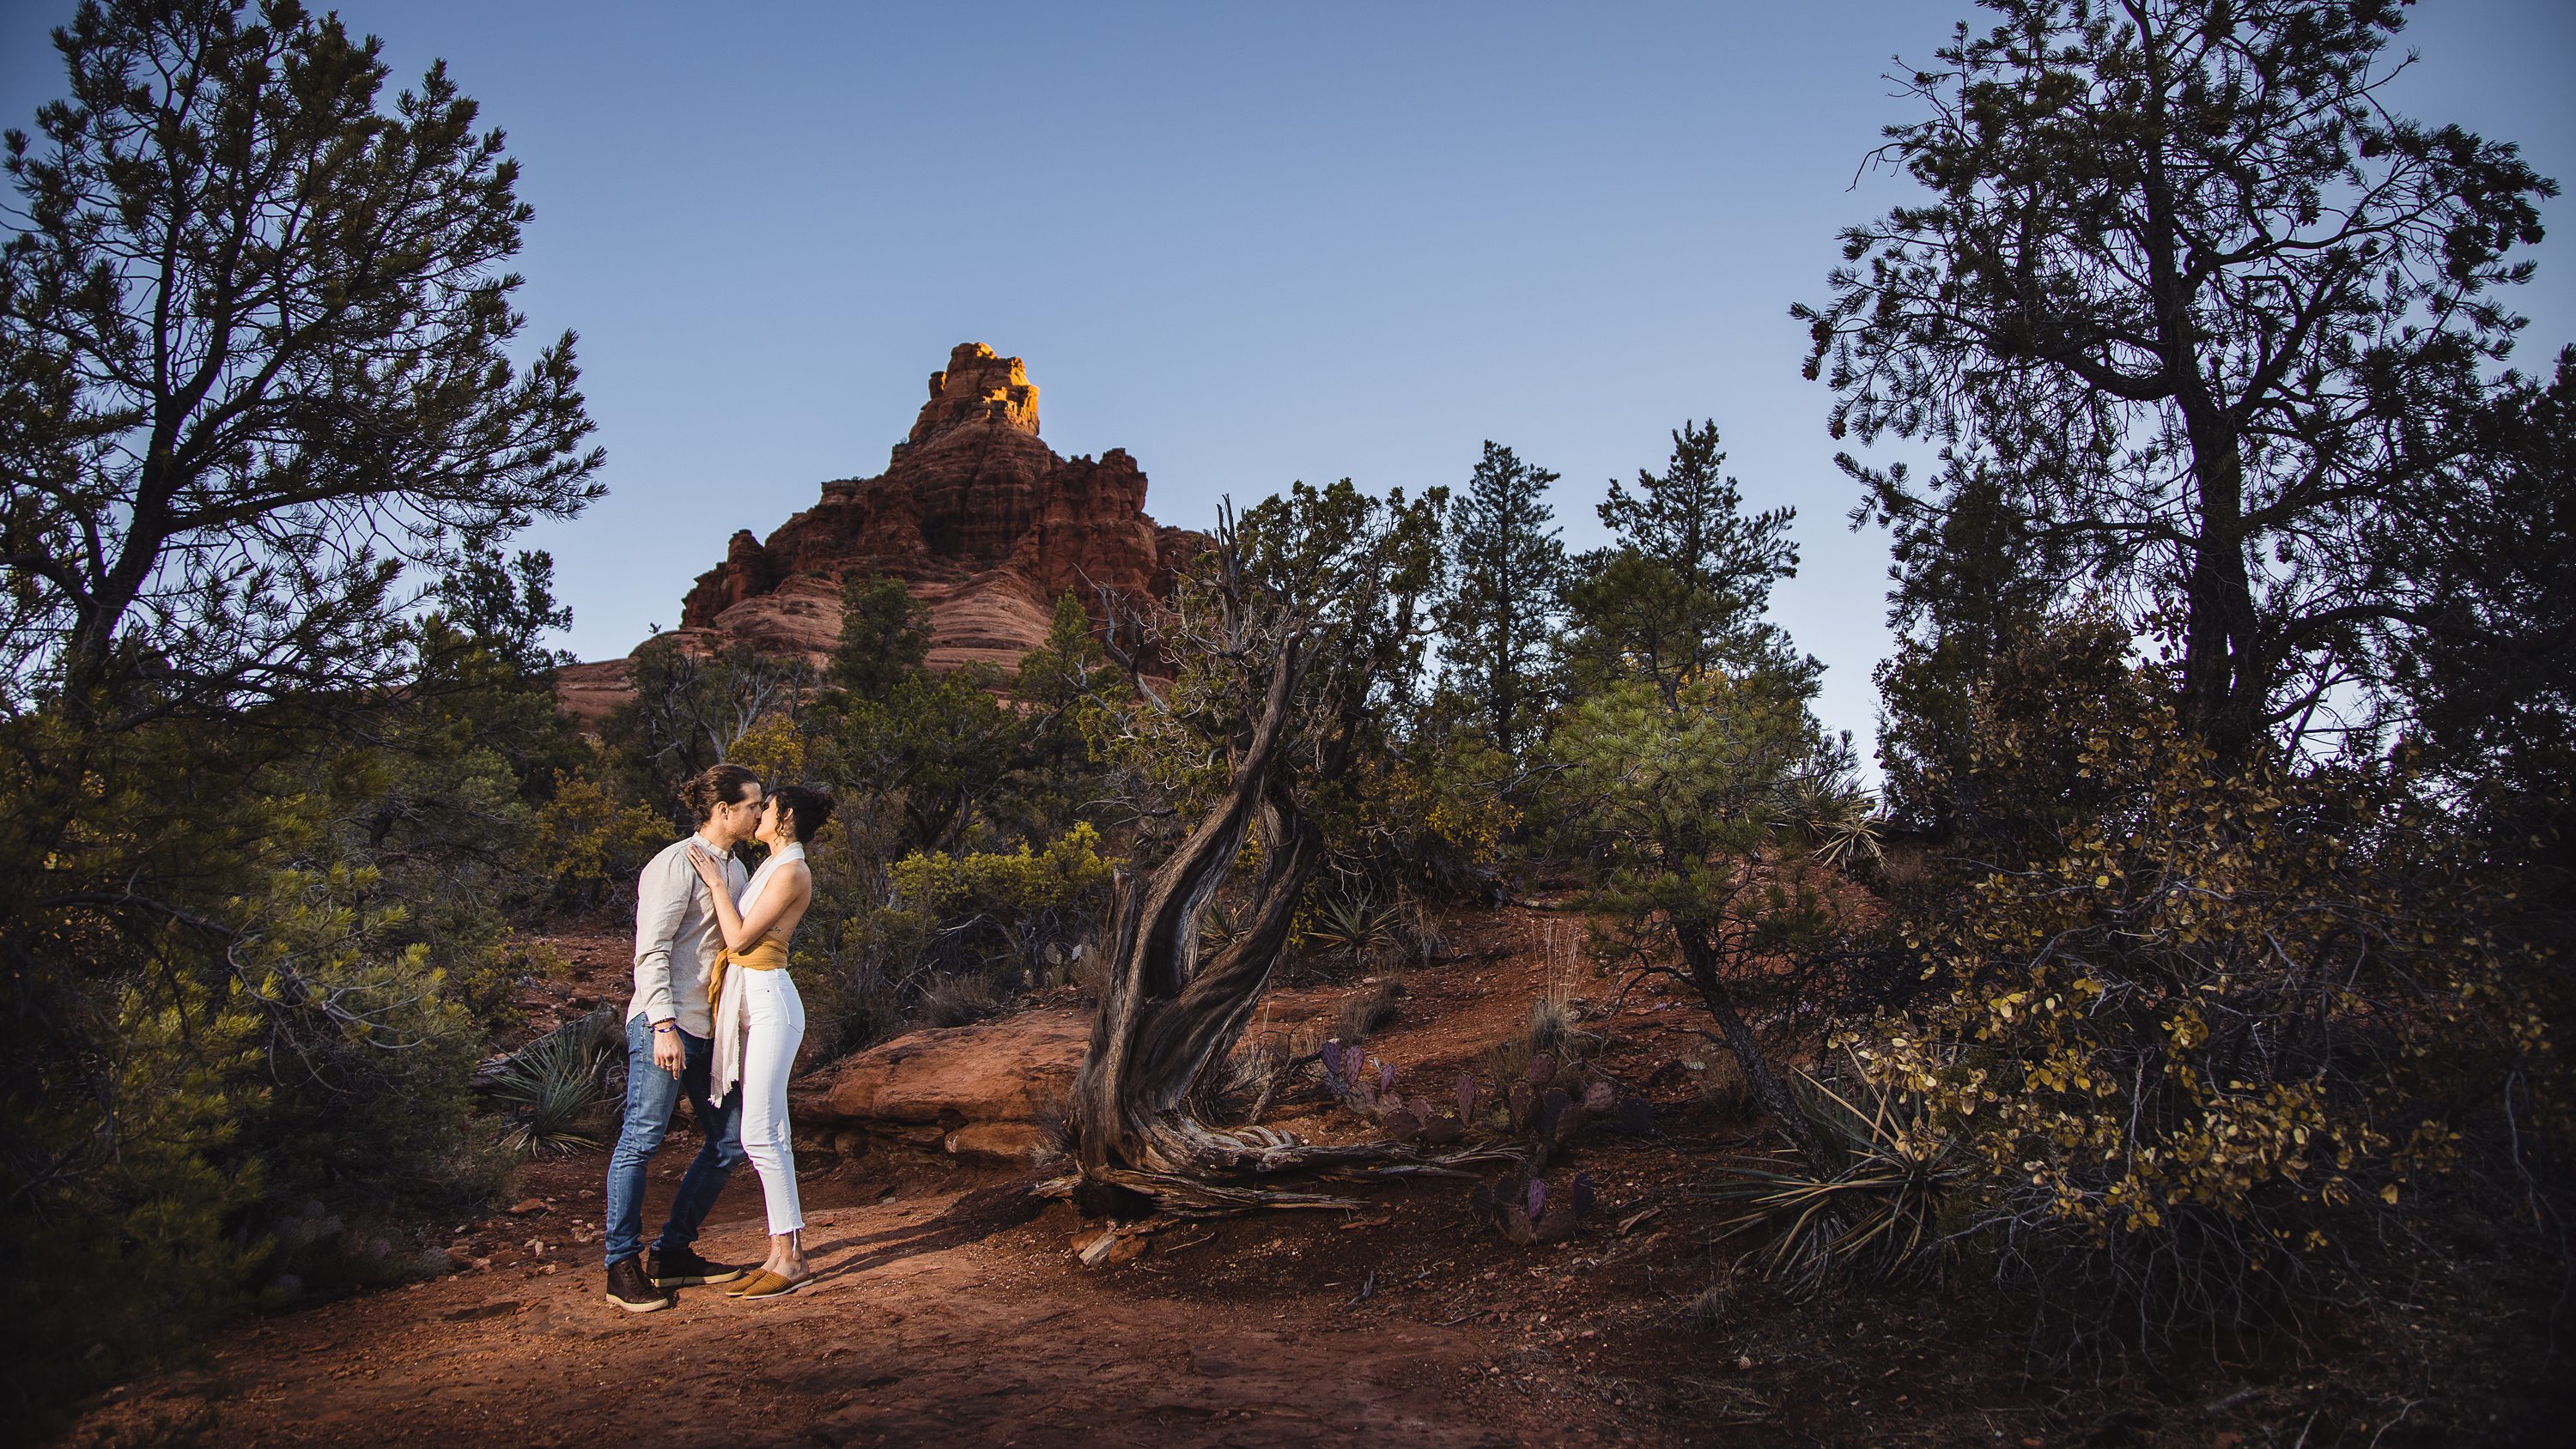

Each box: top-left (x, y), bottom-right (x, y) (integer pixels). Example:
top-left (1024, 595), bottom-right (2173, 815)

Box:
top-left (737, 970), bottom-right (806, 1236)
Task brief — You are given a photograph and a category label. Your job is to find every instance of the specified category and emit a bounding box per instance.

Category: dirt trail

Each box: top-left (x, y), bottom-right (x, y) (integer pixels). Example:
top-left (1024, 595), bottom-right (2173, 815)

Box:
top-left (74, 1179), bottom-right (1625, 1448)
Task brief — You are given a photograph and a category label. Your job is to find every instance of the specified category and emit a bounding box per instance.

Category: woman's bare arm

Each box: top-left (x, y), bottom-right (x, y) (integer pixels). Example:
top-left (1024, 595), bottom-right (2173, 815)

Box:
top-left (688, 851), bottom-right (809, 951)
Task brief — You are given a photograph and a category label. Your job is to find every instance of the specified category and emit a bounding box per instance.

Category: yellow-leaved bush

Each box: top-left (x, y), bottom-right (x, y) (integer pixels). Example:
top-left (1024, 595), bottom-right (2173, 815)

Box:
top-left (530, 770), bottom-right (672, 907)
top-left (1846, 699), bottom-right (2553, 1267)
top-left (890, 821), bottom-right (1117, 919)
top-left (884, 822), bottom-right (1119, 981)
top-left (724, 712), bottom-right (808, 790)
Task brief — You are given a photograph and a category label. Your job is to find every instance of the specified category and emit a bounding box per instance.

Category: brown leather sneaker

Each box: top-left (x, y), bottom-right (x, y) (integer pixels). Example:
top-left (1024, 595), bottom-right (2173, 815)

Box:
top-left (605, 1256), bottom-right (673, 1313)
top-left (647, 1244), bottom-right (744, 1288)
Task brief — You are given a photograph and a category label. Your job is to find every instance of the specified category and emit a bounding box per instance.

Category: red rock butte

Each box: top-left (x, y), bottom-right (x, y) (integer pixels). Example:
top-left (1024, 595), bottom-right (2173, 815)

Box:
top-left (556, 343), bottom-right (1201, 724)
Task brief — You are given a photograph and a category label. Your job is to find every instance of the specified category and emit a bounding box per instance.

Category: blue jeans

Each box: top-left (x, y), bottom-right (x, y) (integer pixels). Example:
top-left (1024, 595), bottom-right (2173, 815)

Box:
top-left (602, 1014), bottom-right (744, 1268)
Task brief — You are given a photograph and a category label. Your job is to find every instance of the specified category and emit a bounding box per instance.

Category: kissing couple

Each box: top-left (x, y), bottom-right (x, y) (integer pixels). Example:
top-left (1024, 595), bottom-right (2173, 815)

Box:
top-left (599, 763), bottom-right (838, 1312)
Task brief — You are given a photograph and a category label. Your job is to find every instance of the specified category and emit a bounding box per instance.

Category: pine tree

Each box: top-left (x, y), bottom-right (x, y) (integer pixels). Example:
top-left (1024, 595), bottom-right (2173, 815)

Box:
top-left (1438, 442), bottom-right (1565, 757)
top-left (830, 574), bottom-right (934, 698)
top-left (1560, 421), bottom-right (1806, 701)
top-left (1868, 454), bottom-right (2071, 835)
top-left (2379, 346), bottom-right (2576, 867)
top-left (1012, 591), bottom-right (1107, 713)
top-left (2, 0), bottom-right (601, 724)
top-left (1799, 0), bottom-right (2554, 760)
top-left (3, 3), bottom-right (598, 1413)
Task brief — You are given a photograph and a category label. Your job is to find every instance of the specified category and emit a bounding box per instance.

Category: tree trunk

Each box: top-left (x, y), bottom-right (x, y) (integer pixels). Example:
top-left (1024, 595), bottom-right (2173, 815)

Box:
top-left (2135, 58), bottom-right (2266, 767)
top-left (1678, 926), bottom-right (1835, 1174)
top-left (2176, 412), bottom-right (2264, 761)
top-left (1069, 640), bottom-right (1314, 1199)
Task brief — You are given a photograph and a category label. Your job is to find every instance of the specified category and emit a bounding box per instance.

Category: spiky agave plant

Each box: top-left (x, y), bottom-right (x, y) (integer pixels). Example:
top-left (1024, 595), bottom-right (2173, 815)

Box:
top-left (1707, 1052), bottom-right (1966, 1290)
top-left (482, 1006), bottom-right (620, 1156)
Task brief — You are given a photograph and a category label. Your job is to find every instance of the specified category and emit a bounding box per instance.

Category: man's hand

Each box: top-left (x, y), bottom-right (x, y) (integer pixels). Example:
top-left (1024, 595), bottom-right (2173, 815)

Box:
top-left (652, 1024), bottom-right (685, 1079)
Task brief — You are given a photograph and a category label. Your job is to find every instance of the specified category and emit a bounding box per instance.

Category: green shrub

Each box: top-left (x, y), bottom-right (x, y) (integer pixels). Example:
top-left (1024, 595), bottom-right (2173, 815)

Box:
top-left (3, 724), bottom-right (510, 1416)
top-left (791, 827), bottom-right (1116, 1055)
top-left (796, 909), bottom-right (925, 1055)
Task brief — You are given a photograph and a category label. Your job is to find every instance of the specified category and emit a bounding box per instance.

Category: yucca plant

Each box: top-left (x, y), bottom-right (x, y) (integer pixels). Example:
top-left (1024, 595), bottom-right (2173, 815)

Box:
top-left (481, 1006), bottom-right (620, 1156)
top-left (1302, 894), bottom-right (1406, 975)
top-left (1783, 770), bottom-right (1885, 872)
top-left (1196, 901), bottom-right (1243, 955)
top-left (1707, 1052), bottom-right (1966, 1290)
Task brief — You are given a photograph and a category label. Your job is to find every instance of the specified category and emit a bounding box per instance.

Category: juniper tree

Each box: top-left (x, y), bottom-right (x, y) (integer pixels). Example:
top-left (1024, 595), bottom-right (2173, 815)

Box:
top-left (412, 541), bottom-right (588, 799)
top-left (1798, 0), bottom-right (2555, 761)
top-left (831, 573), bottom-right (934, 699)
top-left (1438, 441), bottom-right (1564, 758)
top-left (1000, 591), bottom-right (1127, 843)
top-left (605, 635), bottom-right (814, 824)
top-left (1066, 484), bottom-right (1501, 1214)
top-left (805, 580), bottom-right (1117, 861)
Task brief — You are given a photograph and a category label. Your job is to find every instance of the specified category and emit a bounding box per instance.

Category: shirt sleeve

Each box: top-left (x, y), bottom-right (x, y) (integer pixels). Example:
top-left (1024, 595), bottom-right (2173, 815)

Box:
top-left (632, 847), bottom-right (693, 1024)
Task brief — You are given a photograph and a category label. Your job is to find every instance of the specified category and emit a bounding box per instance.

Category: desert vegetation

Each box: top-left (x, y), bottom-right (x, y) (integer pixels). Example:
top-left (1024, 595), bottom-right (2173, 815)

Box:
top-left (4, 0), bottom-right (2569, 1443)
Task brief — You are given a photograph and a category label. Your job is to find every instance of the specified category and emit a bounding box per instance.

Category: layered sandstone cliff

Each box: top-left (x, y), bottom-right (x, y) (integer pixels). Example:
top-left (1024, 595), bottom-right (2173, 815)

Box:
top-left (557, 344), bottom-right (1199, 724)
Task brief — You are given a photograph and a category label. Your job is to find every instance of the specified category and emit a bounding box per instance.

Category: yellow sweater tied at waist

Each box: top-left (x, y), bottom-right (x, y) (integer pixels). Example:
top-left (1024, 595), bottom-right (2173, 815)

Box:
top-left (708, 937), bottom-right (790, 1009)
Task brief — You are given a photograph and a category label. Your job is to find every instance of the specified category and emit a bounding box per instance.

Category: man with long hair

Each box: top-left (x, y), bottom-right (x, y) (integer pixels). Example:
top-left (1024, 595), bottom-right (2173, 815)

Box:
top-left (600, 764), bottom-right (762, 1313)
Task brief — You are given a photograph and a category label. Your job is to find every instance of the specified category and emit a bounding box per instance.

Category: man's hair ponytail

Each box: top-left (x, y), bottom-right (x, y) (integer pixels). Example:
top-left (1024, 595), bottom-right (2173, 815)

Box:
top-left (678, 763), bottom-right (761, 825)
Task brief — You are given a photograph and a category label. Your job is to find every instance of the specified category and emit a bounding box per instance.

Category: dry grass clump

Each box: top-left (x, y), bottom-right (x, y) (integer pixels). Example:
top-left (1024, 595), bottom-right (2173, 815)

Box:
top-left (915, 973), bottom-right (1004, 1028)
top-left (1479, 979), bottom-right (1592, 1087)
top-left (1682, 1276), bottom-right (1739, 1334)
top-left (1331, 978), bottom-right (1405, 1046)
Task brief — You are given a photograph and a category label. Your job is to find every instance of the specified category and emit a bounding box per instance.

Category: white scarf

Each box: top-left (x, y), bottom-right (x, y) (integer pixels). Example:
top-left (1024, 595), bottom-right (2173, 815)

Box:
top-left (711, 841), bottom-right (805, 1100)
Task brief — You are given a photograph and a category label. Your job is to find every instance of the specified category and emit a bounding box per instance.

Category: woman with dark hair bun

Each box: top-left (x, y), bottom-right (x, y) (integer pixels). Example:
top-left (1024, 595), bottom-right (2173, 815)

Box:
top-left (770, 785), bottom-right (835, 844)
top-left (684, 781), bottom-right (836, 1297)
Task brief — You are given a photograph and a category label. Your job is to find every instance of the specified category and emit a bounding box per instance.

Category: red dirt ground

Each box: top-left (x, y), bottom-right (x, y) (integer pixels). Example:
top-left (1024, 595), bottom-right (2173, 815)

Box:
top-left (58, 902), bottom-right (2566, 1447)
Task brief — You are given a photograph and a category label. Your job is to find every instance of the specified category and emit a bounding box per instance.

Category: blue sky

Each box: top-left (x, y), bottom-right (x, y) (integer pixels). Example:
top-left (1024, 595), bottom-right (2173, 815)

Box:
top-left (4, 2), bottom-right (2571, 759)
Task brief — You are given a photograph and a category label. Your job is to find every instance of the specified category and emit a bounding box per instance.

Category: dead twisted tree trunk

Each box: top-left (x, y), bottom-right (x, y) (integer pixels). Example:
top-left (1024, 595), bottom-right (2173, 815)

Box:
top-left (1058, 500), bottom-right (1509, 1219)
top-left (1066, 645), bottom-right (1324, 1214)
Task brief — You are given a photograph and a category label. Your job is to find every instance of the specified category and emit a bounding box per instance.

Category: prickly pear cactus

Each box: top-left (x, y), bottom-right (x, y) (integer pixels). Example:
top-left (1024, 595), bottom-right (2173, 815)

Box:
top-left (1472, 1167), bottom-right (1606, 1247)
